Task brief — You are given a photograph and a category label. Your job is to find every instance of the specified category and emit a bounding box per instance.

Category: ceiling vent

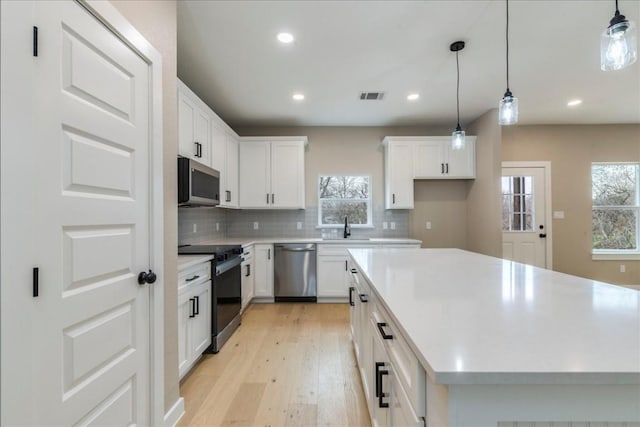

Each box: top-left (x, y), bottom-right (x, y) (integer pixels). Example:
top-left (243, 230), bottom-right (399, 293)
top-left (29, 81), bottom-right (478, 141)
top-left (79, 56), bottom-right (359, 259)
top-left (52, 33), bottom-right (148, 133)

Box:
top-left (359, 92), bottom-right (385, 100)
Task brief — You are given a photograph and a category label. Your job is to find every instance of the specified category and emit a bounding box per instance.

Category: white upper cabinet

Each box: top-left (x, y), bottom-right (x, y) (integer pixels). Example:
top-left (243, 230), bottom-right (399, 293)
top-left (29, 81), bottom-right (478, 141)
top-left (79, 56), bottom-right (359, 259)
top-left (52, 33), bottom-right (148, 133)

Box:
top-left (211, 123), bottom-right (226, 174)
top-left (239, 137), bottom-right (306, 209)
top-left (413, 136), bottom-right (476, 179)
top-left (383, 140), bottom-right (414, 209)
top-left (178, 83), bottom-right (212, 166)
top-left (222, 132), bottom-right (239, 208)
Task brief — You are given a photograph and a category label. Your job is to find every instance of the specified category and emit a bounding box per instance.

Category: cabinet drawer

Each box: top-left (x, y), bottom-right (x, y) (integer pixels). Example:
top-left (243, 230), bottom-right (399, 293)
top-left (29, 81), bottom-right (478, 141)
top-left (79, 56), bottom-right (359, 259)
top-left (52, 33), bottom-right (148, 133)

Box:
top-left (178, 262), bottom-right (211, 293)
top-left (318, 244), bottom-right (377, 256)
top-left (390, 364), bottom-right (424, 427)
top-left (372, 303), bottom-right (425, 417)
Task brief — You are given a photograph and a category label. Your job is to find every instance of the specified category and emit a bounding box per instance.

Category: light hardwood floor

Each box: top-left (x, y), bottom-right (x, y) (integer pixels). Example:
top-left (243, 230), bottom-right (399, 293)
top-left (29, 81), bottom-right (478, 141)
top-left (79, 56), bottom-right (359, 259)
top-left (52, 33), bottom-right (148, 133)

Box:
top-left (178, 303), bottom-right (371, 427)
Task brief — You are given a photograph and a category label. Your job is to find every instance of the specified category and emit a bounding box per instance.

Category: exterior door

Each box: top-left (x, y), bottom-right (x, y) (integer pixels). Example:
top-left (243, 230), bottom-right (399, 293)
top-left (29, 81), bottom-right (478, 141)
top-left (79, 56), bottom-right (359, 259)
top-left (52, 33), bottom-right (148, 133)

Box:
top-left (32, 1), bottom-right (151, 424)
top-left (501, 166), bottom-right (547, 268)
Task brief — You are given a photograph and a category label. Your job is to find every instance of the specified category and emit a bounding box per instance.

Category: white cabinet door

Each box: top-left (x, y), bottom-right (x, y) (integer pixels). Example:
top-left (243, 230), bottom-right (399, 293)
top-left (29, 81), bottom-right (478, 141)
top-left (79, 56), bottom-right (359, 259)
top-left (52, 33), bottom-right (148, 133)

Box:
top-left (371, 318), bottom-right (391, 427)
top-left (253, 244), bottom-right (274, 298)
top-left (211, 123), bottom-right (226, 175)
top-left (178, 89), bottom-right (211, 166)
top-left (446, 137), bottom-right (475, 178)
top-left (239, 141), bottom-right (271, 208)
top-left (389, 365), bottom-right (423, 427)
top-left (385, 141), bottom-right (414, 209)
top-left (190, 282), bottom-right (211, 357)
top-left (177, 290), bottom-right (192, 379)
top-left (241, 247), bottom-right (254, 311)
top-left (413, 139), bottom-right (445, 178)
top-left (270, 141), bottom-right (305, 208)
top-left (224, 133), bottom-right (239, 208)
top-left (317, 255), bottom-right (350, 298)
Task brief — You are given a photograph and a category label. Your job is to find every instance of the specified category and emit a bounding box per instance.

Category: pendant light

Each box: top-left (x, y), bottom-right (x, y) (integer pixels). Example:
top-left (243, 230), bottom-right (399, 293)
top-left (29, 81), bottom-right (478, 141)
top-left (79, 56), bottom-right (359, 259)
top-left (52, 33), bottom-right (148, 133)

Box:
top-left (450, 41), bottom-right (466, 151)
top-left (498, 0), bottom-right (518, 126)
top-left (601, 0), bottom-right (637, 71)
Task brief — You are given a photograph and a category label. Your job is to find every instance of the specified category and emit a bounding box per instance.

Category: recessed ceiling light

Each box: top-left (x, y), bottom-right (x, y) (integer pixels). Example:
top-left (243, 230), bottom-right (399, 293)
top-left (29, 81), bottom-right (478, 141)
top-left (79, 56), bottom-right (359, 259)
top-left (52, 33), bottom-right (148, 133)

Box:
top-left (292, 93), bottom-right (305, 101)
top-left (277, 32), bottom-right (294, 44)
top-left (407, 93), bottom-right (420, 101)
top-left (567, 99), bottom-right (583, 107)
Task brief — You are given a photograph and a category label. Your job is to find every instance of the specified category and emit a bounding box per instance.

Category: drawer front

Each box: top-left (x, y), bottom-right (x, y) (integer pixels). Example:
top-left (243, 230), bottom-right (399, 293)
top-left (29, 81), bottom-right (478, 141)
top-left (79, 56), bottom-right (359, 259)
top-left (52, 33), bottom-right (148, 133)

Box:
top-left (390, 364), bottom-right (424, 427)
top-left (178, 262), bottom-right (211, 292)
top-left (318, 244), bottom-right (377, 256)
top-left (372, 303), bottom-right (426, 417)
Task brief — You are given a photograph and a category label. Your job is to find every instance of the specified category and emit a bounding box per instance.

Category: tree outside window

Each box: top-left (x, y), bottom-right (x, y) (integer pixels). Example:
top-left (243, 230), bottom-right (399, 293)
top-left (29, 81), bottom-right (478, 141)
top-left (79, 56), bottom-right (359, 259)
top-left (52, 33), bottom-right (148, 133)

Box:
top-left (592, 163), bottom-right (639, 252)
top-left (318, 175), bottom-right (371, 226)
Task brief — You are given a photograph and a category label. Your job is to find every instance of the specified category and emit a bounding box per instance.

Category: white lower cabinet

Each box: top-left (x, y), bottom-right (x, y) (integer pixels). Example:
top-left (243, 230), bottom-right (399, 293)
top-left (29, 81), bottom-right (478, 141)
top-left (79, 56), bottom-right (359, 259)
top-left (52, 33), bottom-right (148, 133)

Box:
top-left (178, 260), bottom-right (212, 379)
top-left (317, 244), bottom-right (377, 300)
top-left (351, 257), bottom-right (426, 426)
top-left (241, 245), bottom-right (254, 311)
top-left (253, 244), bottom-right (274, 299)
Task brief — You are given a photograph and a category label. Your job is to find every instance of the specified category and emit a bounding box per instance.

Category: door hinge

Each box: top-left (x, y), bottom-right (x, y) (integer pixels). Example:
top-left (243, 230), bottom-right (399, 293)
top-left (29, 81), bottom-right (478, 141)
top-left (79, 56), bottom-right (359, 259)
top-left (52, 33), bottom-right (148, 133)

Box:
top-left (33, 26), bottom-right (38, 57)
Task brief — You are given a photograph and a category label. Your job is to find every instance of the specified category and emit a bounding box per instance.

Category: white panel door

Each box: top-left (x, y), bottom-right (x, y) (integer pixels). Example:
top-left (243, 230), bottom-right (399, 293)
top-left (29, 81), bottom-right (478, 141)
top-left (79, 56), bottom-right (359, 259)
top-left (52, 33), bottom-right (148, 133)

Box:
top-left (224, 133), bottom-right (239, 208)
top-left (239, 141), bottom-right (270, 208)
top-left (33, 2), bottom-right (151, 425)
top-left (386, 142), bottom-right (414, 209)
top-left (194, 107), bottom-right (212, 166)
top-left (270, 140), bottom-right (305, 208)
top-left (317, 256), bottom-right (350, 297)
top-left (502, 166), bottom-right (547, 268)
top-left (211, 123), bottom-right (226, 174)
top-left (253, 245), bottom-right (274, 297)
top-left (178, 92), bottom-right (197, 159)
top-left (413, 139), bottom-right (445, 178)
top-left (446, 138), bottom-right (476, 178)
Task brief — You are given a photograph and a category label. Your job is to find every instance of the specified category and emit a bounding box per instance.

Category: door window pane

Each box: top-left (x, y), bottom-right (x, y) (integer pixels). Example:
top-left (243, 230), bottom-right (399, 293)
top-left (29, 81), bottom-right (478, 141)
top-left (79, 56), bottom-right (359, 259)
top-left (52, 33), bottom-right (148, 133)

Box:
top-left (501, 176), bottom-right (535, 232)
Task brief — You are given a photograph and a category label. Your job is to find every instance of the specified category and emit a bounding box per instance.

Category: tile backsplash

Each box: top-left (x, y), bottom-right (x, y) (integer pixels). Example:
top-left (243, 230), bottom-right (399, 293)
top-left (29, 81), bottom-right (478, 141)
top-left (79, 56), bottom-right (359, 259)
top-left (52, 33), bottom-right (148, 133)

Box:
top-left (178, 206), bottom-right (409, 244)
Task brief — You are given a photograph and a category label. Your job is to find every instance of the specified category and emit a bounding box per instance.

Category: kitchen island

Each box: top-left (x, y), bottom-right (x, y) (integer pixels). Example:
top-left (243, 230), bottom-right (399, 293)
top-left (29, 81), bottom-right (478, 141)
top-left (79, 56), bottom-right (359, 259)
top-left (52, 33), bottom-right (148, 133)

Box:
top-left (348, 248), bottom-right (640, 426)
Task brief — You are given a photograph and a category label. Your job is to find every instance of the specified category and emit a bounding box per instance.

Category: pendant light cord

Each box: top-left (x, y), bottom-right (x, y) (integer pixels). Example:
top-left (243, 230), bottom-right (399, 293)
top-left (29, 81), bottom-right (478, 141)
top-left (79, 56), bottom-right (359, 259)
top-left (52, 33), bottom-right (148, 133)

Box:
top-left (505, 0), bottom-right (510, 92)
top-left (456, 50), bottom-right (461, 128)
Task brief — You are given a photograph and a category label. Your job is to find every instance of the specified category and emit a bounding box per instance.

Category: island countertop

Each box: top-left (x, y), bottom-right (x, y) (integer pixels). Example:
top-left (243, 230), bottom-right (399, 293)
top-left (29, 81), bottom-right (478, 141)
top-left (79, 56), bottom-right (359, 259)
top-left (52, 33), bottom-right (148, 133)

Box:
top-left (348, 248), bottom-right (640, 385)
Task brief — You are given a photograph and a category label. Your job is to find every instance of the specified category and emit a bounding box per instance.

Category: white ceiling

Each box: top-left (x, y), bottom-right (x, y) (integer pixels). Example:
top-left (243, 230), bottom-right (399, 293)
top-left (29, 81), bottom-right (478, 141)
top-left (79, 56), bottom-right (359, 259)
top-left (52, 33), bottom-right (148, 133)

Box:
top-left (177, 0), bottom-right (640, 129)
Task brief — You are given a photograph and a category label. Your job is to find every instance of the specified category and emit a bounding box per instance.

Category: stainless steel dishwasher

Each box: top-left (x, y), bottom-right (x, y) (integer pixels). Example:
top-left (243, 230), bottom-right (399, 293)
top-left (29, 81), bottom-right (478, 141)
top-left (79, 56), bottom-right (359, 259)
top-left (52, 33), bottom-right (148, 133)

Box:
top-left (274, 243), bottom-right (317, 302)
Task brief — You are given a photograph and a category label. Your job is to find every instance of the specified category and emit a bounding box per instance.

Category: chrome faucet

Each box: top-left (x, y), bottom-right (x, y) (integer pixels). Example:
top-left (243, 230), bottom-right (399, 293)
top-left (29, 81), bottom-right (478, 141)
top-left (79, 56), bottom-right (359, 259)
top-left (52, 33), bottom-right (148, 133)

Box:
top-left (343, 216), bottom-right (351, 239)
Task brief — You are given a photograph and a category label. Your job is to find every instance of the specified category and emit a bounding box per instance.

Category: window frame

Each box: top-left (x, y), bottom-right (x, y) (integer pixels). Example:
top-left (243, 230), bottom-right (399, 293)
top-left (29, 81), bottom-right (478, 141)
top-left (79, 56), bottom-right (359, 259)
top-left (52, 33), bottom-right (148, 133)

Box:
top-left (317, 174), bottom-right (373, 228)
top-left (591, 162), bottom-right (640, 260)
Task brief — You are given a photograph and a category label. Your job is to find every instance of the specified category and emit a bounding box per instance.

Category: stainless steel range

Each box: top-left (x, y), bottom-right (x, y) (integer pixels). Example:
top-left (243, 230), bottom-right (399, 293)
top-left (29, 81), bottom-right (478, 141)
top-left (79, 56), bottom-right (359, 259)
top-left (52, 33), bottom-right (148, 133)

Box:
top-left (178, 244), bottom-right (242, 353)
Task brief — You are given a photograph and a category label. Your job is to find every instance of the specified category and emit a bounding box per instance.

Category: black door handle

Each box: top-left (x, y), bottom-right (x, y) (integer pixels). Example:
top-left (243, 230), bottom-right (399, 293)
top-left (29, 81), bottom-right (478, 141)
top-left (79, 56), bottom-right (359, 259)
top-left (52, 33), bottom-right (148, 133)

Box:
top-left (376, 322), bottom-right (393, 340)
top-left (378, 368), bottom-right (389, 408)
top-left (194, 295), bottom-right (199, 315)
top-left (138, 269), bottom-right (157, 285)
top-left (189, 298), bottom-right (195, 318)
top-left (392, 193), bottom-right (395, 204)
top-left (539, 233), bottom-right (547, 238)
top-left (359, 294), bottom-right (368, 303)
top-left (441, 163), bottom-right (444, 174)
top-left (375, 362), bottom-right (384, 397)
top-left (348, 286), bottom-right (355, 306)
top-left (446, 163), bottom-right (449, 174)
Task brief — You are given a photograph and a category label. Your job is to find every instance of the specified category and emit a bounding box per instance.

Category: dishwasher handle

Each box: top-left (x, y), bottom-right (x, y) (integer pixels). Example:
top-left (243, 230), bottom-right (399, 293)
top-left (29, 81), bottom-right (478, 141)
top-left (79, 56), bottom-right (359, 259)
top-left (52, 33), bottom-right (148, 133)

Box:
top-left (278, 247), bottom-right (316, 252)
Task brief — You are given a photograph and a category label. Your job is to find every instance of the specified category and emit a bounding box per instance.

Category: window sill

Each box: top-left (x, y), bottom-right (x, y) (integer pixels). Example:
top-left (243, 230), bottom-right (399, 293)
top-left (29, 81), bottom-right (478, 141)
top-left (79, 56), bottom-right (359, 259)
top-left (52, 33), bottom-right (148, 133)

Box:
top-left (592, 253), bottom-right (640, 261)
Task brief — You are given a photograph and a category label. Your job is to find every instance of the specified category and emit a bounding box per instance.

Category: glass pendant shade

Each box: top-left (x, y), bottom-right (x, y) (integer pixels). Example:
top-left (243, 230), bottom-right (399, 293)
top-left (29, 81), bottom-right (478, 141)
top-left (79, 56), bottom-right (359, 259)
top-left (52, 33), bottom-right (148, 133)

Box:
top-left (601, 19), bottom-right (637, 70)
top-left (498, 91), bottom-right (519, 125)
top-left (451, 126), bottom-right (466, 151)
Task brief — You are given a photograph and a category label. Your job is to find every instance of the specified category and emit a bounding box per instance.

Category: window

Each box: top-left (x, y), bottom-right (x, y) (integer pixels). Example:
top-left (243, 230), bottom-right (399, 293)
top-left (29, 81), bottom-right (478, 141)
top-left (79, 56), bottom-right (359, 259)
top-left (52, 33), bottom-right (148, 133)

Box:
top-left (318, 175), bottom-right (372, 227)
top-left (501, 175), bottom-right (535, 231)
top-left (592, 163), bottom-right (640, 255)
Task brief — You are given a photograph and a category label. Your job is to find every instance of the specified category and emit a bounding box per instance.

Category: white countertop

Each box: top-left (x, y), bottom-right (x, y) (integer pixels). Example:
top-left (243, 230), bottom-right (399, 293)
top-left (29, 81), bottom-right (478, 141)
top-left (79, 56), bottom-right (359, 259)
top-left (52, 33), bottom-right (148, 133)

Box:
top-left (177, 254), bottom-right (214, 271)
top-left (349, 248), bottom-right (640, 385)
top-left (182, 237), bottom-right (422, 248)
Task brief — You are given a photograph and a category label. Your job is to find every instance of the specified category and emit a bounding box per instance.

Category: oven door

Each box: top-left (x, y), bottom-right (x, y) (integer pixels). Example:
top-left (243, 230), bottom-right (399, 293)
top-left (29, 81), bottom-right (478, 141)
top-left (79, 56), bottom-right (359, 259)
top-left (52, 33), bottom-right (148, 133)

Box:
top-left (212, 257), bottom-right (242, 336)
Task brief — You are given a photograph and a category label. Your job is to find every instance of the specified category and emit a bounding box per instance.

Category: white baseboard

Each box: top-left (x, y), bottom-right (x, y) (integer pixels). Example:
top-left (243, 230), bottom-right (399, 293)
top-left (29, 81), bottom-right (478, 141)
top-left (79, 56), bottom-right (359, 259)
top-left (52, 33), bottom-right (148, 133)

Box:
top-left (164, 397), bottom-right (185, 427)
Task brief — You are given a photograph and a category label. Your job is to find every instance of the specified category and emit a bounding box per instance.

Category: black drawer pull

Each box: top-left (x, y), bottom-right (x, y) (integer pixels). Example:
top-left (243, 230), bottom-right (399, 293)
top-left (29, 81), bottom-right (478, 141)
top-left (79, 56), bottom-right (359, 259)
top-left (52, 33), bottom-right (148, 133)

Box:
top-left (186, 275), bottom-right (200, 282)
top-left (375, 362), bottom-right (384, 397)
top-left (359, 294), bottom-right (368, 303)
top-left (376, 322), bottom-right (393, 340)
top-left (348, 286), bottom-right (355, 306)
top-left (194, 296), bottom-right (200, 315)
top-left (350, 268), bottom-right (357, 274)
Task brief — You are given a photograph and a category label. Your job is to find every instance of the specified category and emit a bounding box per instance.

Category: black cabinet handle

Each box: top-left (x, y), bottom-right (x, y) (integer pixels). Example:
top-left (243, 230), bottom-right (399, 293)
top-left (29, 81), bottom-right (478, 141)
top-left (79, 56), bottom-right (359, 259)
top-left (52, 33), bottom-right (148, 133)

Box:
top-left (351, 268), bottom-right (357, 274)
top-left (189, 298), bottom-right (196, 318)
top-left (268, 248), bottom-right (271, 260)
top-left (33, 267), bottom-right (39, 297)
top-left (375, 362), bottom-right (384, 397)
top-left (226, 190), bottom-right (231, 202)
top-left (378, 369), bottom-right (389, 408)
top-left (392, 193), bottom-right (395, 204)
top-left (376, 322), bottom-right (393, 340)
top-left (539, 233), bottom-right (547, 238)
top-left (266, 193), bottom-right (270, 204)
top-left (345, 260), bottom-right (348, 271)
top-left (195, 296), bottom-right (200, 315)
top-left (359, 294), bottom-right (368, 303)
top-left (245, 264), bottom-right (251, 277)
top-left (186, 275), bottom-right (200, 282)
top-left (441, 163), bottom-right (444, 174)
top-left (348, 286), bottom-right (355, 306)
top-left (271, 193), bottom-right (274, 204)
top-left (446, 163), bottom-right (449, 174)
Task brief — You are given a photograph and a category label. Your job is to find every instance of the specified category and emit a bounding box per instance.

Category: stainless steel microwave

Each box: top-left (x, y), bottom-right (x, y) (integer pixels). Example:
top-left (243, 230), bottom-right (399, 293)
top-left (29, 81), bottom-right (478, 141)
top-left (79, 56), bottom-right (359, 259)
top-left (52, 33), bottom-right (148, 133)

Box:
top-left (178, 157), bottom-right (220, 207)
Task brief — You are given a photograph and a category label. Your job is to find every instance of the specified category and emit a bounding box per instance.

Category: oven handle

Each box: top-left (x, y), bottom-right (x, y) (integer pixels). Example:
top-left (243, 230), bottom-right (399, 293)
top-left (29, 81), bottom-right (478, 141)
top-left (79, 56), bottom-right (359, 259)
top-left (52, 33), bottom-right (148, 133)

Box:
top-left (216, 256), bottom-right (242, 276)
